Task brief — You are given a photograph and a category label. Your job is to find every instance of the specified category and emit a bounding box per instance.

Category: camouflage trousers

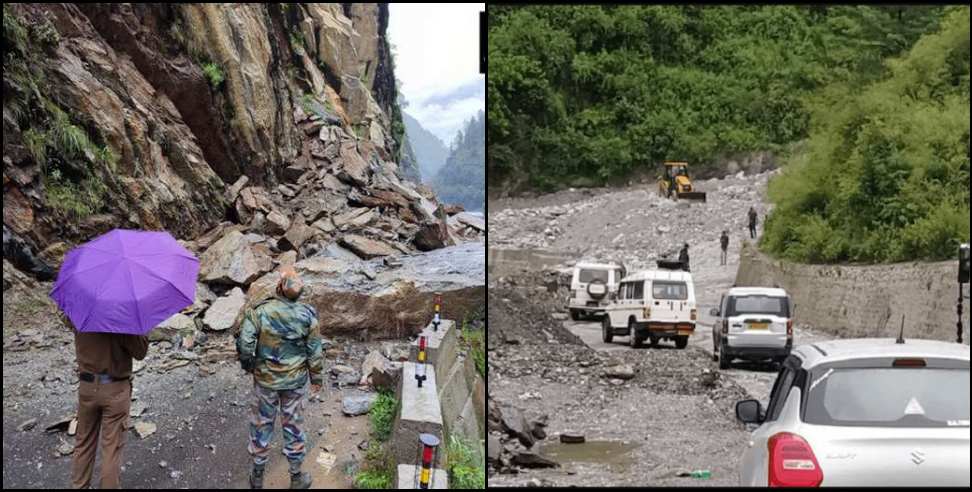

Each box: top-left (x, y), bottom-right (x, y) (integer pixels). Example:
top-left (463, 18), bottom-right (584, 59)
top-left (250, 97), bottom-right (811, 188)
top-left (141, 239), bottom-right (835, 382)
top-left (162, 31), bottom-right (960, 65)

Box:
top-left (248, 381), bottom-right (307, 466)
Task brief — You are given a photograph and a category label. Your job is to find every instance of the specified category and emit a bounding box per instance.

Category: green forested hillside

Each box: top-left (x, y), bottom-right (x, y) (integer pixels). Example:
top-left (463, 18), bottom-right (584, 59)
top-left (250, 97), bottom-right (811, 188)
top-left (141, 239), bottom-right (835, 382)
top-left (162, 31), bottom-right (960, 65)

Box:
top-left (762, 7), bottom-right (970, 263)
top-left (488, 5), bottom-right (945, 191)
top-left (433, 111), bottom-right (485, 212)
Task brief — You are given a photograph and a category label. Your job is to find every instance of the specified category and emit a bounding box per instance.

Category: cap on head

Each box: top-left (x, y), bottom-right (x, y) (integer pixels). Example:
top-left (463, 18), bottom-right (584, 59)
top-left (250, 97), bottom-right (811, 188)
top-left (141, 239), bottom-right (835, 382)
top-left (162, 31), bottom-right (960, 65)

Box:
top-left (277, 267), bottom-right (304, 300)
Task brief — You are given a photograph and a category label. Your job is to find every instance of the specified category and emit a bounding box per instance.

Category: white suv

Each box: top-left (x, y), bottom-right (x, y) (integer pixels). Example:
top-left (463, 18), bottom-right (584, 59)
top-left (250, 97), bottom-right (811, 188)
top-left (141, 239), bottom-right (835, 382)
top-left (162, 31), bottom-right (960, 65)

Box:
top-left (736, 338), bottom-right (970, 487)
top-left (601, 269), bottom-right (697, 349)
top-left (567, 262), bottom-right (625, 320)
top-left (711, 287), bottom-right (794, 370)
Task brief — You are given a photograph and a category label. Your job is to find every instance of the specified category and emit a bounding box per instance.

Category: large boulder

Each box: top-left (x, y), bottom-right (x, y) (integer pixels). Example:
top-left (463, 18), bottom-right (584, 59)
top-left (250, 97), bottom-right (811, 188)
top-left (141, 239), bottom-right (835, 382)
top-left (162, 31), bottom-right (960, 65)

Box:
top-left (336, 141), bottom-right (371, 187)
top-left (265, 210), bottom-right (291, 236)
top-left (199, 230), bottom-right (273, 286)
top-left (454, 213), bottom-right (485, 233)
top-left (202, 287), bottom-right (247, 331)
top-left (499, 404), bottom-right (535, 448)
top-left (242, 242), bottom-right (484, 337)
top-left (358, 350), bottom-right (401, 391)
top-left (339, 234), bottom-right (397, 259)
top-left (279, 219), bottom-right (315, 251)
top-left (333, 208), bottom-right (371, 228)
top-left (413, 221), bottom-right (452, 252)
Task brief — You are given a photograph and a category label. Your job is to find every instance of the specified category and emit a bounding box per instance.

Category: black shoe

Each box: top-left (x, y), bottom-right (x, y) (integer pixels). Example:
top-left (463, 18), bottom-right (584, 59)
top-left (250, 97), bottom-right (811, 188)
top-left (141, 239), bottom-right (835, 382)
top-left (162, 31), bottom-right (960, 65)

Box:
top-left (249, 464), bottom-right (265, 489)
top-left (290, 471), bottom-right (312, 489)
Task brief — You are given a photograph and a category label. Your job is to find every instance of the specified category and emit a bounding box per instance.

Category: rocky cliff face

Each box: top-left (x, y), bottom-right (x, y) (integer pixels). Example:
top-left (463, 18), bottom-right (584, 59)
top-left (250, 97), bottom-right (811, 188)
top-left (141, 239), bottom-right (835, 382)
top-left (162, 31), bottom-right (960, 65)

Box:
top-left (3, 3), bottom-right (438, 271)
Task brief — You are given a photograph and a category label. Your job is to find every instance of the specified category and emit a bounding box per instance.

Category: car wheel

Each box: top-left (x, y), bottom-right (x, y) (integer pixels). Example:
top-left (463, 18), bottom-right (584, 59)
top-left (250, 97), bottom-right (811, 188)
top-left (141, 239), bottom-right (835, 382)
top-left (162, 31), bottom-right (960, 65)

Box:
top-left (628, 320), bottom-right (641, 348)
top-left (602, 317), bottom-right (613, 344)
top-left (719, 345), bottom-right (731, 370)
top-left (675, 336), bottom-right (689, 350)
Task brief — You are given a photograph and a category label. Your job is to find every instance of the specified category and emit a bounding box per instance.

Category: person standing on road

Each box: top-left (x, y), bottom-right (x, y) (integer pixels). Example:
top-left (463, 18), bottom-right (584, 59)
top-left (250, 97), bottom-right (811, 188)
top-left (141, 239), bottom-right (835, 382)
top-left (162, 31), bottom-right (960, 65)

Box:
top-left (720, 230), bottom-right (730, 266)
top-left (237, 267), bottom-right (324, 489)
top-left (678, 243), bottom-right (690, 272)
top-left (71, 326), bottom-right (149, 489)
top-left (748, 206), bottom-right (759, 239)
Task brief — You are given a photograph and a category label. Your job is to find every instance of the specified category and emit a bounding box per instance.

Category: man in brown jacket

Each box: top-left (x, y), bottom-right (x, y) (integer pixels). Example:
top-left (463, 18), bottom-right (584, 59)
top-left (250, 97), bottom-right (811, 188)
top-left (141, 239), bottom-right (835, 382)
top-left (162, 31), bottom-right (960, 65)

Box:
top-left (71, 331), bottom-right (148, 489)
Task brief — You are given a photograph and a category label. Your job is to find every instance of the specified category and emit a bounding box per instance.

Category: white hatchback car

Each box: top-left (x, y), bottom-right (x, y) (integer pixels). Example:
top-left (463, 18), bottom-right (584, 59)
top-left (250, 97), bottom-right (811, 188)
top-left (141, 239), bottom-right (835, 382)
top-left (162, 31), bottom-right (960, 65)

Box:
top-left (711, 287), bottom-right (794, 370)
top-left (601, 269), bottom-right (697, 349)
top-left (736, 338), bottom-right (970, 487)
top-left (567, 262), bottom-right (625, 320)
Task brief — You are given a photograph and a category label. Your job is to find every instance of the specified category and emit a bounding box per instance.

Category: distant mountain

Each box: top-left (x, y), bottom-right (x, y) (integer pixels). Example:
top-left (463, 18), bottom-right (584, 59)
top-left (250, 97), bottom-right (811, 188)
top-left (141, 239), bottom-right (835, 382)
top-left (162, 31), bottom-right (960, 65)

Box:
top-left (403, 113), bottom-right (449, 182)
top-left (433, 111), bottom-right (484, 212)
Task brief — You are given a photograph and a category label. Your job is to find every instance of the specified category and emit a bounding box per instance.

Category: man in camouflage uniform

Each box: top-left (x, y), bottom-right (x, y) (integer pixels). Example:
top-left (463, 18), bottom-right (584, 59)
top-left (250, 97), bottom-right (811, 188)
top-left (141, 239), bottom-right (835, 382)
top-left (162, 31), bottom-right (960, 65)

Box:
top-left (237, 267), bottom-right (324, 489)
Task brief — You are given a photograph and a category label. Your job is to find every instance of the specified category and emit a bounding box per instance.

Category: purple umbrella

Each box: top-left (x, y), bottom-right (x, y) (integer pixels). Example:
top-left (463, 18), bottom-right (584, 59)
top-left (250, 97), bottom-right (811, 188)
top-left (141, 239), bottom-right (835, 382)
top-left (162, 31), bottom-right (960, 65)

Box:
top-left (50, 229), bottom-right (199, 335)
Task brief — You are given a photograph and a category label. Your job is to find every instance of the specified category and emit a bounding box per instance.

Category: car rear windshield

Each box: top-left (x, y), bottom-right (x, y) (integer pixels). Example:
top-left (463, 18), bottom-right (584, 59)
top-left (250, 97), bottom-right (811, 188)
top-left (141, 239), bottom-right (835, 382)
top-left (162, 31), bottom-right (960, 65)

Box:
top-left (652, 281), bottom-right (688, 300)
top-left (804, 367), bottom-right (970, 428)
top-left (727, 295), bottom-right (789, 317)
top-left (578, 269), bottom-right (609, 284)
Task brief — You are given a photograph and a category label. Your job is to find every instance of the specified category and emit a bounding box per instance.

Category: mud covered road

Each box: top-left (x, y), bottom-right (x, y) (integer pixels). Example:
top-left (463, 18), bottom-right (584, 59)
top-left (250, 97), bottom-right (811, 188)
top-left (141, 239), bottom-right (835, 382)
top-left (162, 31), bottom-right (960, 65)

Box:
top-left (488, 170), bottom-right (842, 486)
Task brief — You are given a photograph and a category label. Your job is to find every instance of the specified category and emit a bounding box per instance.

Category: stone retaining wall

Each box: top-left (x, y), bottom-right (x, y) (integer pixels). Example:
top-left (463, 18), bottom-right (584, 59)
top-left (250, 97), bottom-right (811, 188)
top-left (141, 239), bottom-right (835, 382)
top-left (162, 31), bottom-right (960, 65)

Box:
top-left (736, 243), bottom-right (970, 343)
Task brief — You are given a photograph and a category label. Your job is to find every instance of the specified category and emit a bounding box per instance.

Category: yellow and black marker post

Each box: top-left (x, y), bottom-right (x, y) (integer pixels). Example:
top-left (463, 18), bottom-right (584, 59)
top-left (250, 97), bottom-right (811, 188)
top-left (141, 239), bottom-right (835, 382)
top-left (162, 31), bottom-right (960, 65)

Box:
top-left (432, 293), bottom-right (442, 331)
top-left (417, 433), bottom-right (440, 489)
top-left (414, 335), bottom-right (428, 388)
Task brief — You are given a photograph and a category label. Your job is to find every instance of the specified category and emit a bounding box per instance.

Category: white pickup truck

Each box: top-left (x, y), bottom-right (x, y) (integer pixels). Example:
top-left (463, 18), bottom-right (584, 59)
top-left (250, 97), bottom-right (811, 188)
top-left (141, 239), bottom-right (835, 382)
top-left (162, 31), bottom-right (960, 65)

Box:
top-left (602, 269), bottom-right (697, 349)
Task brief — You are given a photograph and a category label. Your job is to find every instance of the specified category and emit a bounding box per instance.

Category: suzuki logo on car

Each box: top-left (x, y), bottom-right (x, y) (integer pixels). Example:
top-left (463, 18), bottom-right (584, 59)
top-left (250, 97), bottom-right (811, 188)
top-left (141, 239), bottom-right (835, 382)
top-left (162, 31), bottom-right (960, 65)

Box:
top-left (911, 449), bottom-right (926, 466)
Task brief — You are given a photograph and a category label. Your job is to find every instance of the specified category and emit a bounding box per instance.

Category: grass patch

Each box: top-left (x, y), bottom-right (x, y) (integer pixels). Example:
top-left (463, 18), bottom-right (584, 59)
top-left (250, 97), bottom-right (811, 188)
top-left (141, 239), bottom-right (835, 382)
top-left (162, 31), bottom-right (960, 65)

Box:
top-left (370, 390), bottom-right (397, 442)
top-left (461, 321), bottom-right (485, 378)
top-left (45, 175), bottom-right (107, 219)
top-left (353, 391), bottom-right (397, 488)
top-left (446, 434), bottom-right (486, 489)
top-left (353, 469), bottom-right (392, 489)
top-left (22, 128), bottom-right (47, 167)
top-left (353, 437), bottom-right (394, 489)
top-left (201, 61), bottom-right (225, 88)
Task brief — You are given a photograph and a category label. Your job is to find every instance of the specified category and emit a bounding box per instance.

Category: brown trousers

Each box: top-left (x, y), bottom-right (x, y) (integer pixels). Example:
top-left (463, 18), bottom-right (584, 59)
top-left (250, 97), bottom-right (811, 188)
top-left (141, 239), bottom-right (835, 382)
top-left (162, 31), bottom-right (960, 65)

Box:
top-left (71, 380), bottom-right (131, 489)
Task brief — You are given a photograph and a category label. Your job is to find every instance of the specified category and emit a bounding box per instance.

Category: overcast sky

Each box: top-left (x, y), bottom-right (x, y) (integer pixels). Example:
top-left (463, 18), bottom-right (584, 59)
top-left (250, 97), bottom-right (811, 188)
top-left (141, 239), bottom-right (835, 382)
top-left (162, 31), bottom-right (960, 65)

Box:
top-left (388, 3), bottom-right (485, 146)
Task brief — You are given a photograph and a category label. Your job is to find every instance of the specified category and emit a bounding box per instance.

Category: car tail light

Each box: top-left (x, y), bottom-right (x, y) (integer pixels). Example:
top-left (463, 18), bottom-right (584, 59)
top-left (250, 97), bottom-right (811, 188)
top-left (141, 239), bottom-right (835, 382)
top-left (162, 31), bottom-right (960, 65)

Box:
top-left (893, 358), bottom-right (926, 368)
top-left (722, 319), bottom-right (728, 335)
top-left (690, 309), bottom-right (697, 321)
top-left (571, 290), bottom-right (577, 299)
top-left (786, 320), bottom-right (793, 337)
top-left (643, 307), bottom-right (651, 319)
top-left (768, 432), bottom-right (823, 488)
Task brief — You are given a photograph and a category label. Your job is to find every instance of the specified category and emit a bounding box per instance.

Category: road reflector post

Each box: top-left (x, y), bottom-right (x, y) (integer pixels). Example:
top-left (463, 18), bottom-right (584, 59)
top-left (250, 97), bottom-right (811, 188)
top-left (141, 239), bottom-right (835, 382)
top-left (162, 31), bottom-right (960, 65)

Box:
top-left (432, 293), bottom-right (442, 331)
top-left (415, 335), bottom-right (428, 388)
top-left (416, 433), bottom-right (440, 489)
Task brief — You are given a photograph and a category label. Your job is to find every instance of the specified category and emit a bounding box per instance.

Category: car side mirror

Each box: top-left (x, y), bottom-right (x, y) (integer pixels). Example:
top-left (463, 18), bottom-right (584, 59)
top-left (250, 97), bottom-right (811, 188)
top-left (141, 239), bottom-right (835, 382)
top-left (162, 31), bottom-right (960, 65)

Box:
top-left (736, 400), bottom-right (764, 425)
top-left (709, 308), bottom-right (720, 317)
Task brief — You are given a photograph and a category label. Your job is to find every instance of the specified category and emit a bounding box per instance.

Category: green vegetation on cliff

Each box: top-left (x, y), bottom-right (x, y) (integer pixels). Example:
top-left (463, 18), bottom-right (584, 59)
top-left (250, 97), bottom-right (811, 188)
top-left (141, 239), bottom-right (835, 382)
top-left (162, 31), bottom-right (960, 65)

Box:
top-left (433, 111), bottom-right (485, 211)
top-left (762, 7), bottom-right (970, 263)
top-left (488, 5), bottom-right (945, 191)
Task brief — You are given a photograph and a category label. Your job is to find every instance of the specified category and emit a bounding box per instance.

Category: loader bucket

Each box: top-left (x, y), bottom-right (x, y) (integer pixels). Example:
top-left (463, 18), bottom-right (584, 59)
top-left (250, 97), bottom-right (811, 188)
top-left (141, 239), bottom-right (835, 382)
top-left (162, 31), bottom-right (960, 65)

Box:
top-left (676, 191), bottom-right (707, 202)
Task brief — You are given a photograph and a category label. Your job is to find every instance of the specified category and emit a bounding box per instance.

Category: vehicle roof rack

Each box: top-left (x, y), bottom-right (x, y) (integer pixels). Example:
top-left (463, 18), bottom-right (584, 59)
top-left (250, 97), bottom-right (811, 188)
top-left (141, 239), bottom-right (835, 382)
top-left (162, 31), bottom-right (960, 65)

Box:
top-left (656, 259), bottom-right (684, 271)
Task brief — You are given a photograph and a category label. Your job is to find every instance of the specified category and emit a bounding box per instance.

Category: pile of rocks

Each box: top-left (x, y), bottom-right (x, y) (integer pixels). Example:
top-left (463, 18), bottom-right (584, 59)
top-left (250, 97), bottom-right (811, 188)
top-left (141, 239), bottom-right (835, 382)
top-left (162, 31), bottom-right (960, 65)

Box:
top-left (487, 399), bottom-right (560, 476)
